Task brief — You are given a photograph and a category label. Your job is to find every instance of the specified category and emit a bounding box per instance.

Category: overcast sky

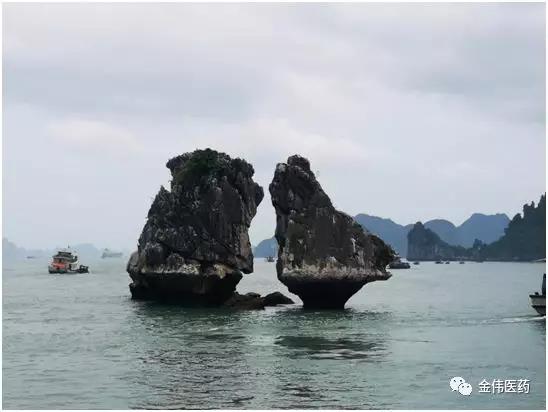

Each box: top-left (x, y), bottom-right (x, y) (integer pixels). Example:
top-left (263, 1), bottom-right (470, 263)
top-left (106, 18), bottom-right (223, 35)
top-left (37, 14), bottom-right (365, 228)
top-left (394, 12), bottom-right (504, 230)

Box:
top-left (3, 2), bottom-right (546, 250)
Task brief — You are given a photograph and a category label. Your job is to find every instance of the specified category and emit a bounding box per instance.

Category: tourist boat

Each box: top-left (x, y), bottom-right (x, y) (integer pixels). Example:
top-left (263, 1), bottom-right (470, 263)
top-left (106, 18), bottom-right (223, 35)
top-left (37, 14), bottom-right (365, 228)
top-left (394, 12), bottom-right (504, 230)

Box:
top-left (48, 249), bottom-right (89, 274)
top-left (265, 256), bottom-right (275, 263)
top-left (529, 274), bottom-right (546, 316)
top-left (388, 255), bottom-right (411, 269)
top-left (101, 248), bottom-right (123, 259)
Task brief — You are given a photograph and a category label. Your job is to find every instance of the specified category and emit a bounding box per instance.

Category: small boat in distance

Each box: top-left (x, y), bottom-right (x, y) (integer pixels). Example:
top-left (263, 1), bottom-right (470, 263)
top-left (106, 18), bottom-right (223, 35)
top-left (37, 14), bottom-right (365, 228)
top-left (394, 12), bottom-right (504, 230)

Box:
top-left (529, 274), bottom-right (546, 316)
top-left (445, 261), bottom-right (450, 264)
top-left (101, 248), bottom-right (123, 259)
top-left (265, 256), bottom-right (275, 263)
top-left (459, 261), bottom-right (465, 264)
top-left (48, 249), bottom-right (89, 274)
top-left (413, 261), bottom-right (420, 265)
top-left (435, 261), bottom-right (443, 264)
top-left (388, 255), bottom-right (411, 269)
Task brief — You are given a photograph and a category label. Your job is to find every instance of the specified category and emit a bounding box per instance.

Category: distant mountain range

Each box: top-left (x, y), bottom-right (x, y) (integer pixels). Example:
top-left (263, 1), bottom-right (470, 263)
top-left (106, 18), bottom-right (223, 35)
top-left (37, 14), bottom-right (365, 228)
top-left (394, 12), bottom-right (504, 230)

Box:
top-left (352, 215), bottom-right (412, 256)
top-left (407, 194), bottom-right (545, 262)
top-left (353, 213), bottom-right (509, 256)
top-left (2, 238), bottom-right (126, 262)
top-left (253, 212), bottom-right (510, 258)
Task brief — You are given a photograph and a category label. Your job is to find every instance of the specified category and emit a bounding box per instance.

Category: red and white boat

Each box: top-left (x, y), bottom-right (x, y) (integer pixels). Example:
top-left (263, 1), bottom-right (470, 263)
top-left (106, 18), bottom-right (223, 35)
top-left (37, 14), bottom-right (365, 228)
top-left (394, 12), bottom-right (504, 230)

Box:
top-left (48, 249), bottom-right (89, 274)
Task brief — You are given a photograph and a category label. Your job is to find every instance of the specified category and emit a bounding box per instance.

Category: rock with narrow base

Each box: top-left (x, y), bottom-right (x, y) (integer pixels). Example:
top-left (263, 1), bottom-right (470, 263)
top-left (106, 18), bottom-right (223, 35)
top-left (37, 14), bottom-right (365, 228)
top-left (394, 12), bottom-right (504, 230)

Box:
top-left (269, 155), bottom-right (394, 309)
top-left (127, 148), bottom-right (264, 305)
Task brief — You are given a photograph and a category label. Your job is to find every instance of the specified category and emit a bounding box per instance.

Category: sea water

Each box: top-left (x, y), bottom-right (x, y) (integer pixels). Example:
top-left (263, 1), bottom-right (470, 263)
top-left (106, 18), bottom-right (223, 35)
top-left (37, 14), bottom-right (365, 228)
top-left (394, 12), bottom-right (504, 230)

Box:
top-left (2, 259), bottom-right (546, 409)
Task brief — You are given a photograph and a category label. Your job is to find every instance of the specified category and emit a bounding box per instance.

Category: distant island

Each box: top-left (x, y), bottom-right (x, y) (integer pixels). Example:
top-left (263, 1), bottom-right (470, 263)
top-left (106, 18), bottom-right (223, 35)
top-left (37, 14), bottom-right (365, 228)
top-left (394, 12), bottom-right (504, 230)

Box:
top-left (407, 223), bottom-right (472, 261)
top-left (407, 194), bottom-right (546, 262)
top-left (354, 213), bottom-right (509, 256)
top-left (254, 212), bottom-right (510, 258)
top-left (477, 194), bottom-right (545, 261)
top-left (2, 239), bottom-right (126, 262)
top-left (253, 237), bottom-right (278, 258)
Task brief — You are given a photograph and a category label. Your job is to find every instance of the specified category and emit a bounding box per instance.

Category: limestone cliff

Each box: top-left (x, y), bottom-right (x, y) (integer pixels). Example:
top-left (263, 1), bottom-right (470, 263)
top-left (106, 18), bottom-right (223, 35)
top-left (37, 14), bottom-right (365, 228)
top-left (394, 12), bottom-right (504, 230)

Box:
top-left (127, 148), bottom-right (264, 305)
top-left (269, 155), bottom-right (394, 309)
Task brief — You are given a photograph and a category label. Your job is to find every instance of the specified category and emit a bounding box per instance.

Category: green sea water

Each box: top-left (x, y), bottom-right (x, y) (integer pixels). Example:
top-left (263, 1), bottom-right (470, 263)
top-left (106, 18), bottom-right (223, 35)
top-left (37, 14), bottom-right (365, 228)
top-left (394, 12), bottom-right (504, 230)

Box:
top-left (2, 258), bottom-right (546, 409)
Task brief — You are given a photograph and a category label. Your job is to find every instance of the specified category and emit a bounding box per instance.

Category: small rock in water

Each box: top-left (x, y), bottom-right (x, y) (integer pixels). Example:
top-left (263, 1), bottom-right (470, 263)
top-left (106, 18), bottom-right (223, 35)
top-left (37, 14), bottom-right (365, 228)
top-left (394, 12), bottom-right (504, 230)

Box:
top-left (223, 292), bottom-right (266, 310)
top-left (127, 148), bottom-right (264, 305)
top-left (223, 291), bottom-right (294, 310)
top-left (263, 291), bottom-right (295, 306)
top-left (269, 154), bottom-right (395, 309)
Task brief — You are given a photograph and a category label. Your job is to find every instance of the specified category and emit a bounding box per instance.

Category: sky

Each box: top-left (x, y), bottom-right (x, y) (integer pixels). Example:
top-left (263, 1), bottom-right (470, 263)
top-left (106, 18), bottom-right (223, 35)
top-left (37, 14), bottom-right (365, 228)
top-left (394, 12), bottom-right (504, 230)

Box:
top-left (2, 2), bottom-right (546, 250)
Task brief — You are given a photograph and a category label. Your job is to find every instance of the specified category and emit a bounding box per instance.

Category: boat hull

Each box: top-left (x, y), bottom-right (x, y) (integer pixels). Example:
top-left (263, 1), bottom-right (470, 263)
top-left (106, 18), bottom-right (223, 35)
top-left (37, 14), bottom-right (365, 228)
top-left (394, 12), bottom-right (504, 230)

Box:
top-left (48, 266), bottom-right (89, 274)
top-left (529, 294), bottom-right (546, 316)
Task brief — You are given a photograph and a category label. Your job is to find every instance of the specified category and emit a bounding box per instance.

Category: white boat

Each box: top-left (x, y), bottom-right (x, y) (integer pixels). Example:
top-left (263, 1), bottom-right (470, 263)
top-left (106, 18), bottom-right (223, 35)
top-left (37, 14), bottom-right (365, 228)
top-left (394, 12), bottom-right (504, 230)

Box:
top-left (529, 274), bottom-right (546, 316)
top-left (101, 248), bottom-right (123, 259)
top-left (48, 248), bottom-right (89, 274)
top-left (389, 255), bottom-right (411, 269)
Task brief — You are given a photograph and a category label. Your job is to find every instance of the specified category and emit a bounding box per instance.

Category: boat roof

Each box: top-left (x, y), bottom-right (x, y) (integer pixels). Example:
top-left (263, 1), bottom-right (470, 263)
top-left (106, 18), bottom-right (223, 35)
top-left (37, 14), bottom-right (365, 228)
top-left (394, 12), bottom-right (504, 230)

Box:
top-left (53, 250), bottom-right (77, 257)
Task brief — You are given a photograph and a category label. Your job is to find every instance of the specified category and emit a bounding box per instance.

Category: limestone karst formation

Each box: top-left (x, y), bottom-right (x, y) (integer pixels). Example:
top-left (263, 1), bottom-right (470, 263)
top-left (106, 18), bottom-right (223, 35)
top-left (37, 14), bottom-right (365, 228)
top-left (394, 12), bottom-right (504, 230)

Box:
top-left (269, 155), bottom-right (394, 309)
top-left (127, 148), bottom-right (265, 305)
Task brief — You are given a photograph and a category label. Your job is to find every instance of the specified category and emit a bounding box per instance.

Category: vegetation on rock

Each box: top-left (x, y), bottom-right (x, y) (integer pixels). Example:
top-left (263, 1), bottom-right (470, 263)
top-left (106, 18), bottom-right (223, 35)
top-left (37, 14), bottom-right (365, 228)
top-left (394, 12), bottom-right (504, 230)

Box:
top-left (479, 194), bottom-right (545, 261)
top-left (407, 194), bottom-right (546, 262)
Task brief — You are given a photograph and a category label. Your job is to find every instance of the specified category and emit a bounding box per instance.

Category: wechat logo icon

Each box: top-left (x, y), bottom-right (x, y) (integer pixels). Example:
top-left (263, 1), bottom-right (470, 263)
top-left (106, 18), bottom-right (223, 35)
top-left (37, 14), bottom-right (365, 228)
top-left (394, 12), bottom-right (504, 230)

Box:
top-left (450, 377), bottom-right (472, 396)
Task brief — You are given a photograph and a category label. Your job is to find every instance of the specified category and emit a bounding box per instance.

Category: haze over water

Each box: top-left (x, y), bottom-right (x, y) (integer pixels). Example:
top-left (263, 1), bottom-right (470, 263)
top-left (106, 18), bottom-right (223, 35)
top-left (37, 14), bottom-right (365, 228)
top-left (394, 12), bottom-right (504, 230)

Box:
top-left (2, 259), bottom-right (545, 409)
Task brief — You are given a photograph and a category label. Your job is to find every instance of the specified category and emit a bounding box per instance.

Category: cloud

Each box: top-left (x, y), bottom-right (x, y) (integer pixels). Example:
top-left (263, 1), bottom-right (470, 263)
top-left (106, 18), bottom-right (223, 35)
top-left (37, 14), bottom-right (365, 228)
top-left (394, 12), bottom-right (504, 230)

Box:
top-left (3, 3), bottom-right (544, 125)
top-left (2, 2), bottom-right (545, 249)
top-left (183, 117), bottom-right (369, 167)
top-left (47, 118), bottom-right (143, 154)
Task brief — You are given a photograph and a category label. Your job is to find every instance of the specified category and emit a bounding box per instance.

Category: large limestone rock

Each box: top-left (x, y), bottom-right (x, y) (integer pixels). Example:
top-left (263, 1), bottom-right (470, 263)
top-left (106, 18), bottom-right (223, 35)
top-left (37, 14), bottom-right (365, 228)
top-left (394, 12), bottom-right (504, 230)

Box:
top-left (269, 155), bottom-right (394, 309)
top-left (127, 148), bottom-right (264, 305)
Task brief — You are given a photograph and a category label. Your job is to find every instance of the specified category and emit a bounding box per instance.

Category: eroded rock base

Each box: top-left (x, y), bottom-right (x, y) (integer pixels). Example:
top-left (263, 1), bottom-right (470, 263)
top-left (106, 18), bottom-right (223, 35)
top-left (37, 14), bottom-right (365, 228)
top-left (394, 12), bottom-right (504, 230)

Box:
top-left (129, 271), bottom-right (242, 306)
top-left (269, 154), bottom-right (395, 310)
top-left (282, 279), bottom-right (366, 309)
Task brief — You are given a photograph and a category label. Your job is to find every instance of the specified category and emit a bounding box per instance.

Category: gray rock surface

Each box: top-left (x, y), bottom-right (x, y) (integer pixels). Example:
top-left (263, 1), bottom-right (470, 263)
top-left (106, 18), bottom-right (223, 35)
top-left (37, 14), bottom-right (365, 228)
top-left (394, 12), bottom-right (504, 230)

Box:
top-left (127, 148), bottom-right (264, 305)
top-left (223, 291), bottom-right (295, 310)
top-left (269, 155), bottom-right (394, 309)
